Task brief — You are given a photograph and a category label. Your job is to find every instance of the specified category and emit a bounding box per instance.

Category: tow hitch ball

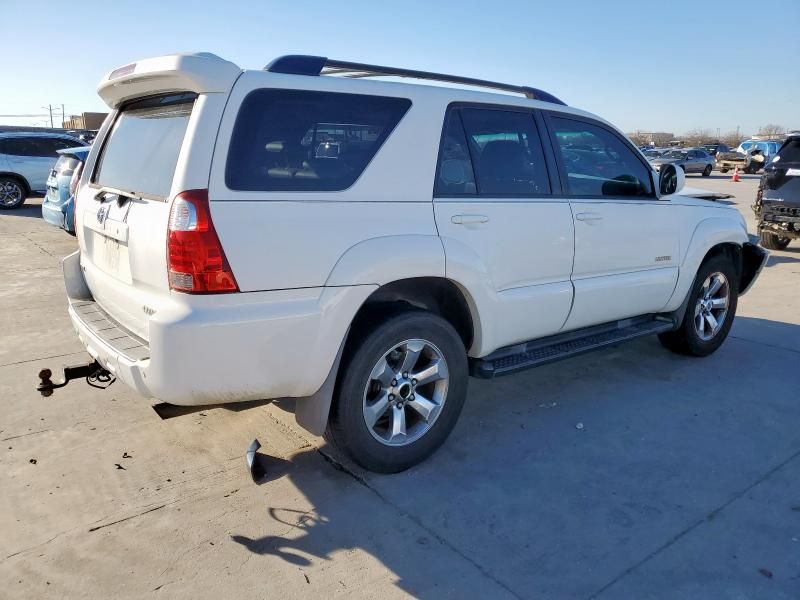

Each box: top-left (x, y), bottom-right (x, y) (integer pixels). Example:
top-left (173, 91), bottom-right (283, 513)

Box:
top-left (36, 361), bottom-right (115, 397)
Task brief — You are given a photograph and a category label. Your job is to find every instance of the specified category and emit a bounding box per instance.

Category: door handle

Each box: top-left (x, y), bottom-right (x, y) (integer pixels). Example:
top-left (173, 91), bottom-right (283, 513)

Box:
top-left (575, 212), bottom-right (603, 222)
top-left (451, 214), bottom-right (489, 225)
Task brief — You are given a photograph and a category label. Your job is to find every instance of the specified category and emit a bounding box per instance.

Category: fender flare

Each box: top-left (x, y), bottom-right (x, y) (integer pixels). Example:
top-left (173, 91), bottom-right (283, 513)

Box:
top-left (325, 234), bottom-right (445, 287)
top-left (663, 216), bottom-right (748, 313)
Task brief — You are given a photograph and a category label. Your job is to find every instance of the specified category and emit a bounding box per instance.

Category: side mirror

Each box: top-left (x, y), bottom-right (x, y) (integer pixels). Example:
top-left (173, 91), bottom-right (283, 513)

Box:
top-left (659, 163), bottom-right (685, 196)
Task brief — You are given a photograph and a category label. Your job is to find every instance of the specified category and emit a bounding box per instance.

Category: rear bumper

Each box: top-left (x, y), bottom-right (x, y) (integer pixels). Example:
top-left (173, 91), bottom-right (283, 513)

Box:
top-left (63, 251), bottom-right (374, 406)
top-left (41, 201), bottom-right (66, 229)
top-left (717, 161), bottom-right (747, 169)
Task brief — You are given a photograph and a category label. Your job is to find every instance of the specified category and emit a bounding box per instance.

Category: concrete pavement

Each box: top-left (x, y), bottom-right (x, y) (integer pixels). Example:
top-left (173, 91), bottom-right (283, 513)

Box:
top-left (1, 173), bottom-right (799, 598)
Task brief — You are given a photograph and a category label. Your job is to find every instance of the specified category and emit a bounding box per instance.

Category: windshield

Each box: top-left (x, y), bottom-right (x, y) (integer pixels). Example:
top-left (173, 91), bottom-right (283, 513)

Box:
top-left (664, 150), bottom-right (687, 159)
top-left (94, 93), bottom-right (195, 198)
top-left (740, 141), bottom-right (754, 152)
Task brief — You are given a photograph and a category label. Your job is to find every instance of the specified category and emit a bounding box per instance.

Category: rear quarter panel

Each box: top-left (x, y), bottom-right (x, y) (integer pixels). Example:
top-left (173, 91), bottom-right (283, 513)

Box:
top-left (208, 72), bottom-right (447, 291)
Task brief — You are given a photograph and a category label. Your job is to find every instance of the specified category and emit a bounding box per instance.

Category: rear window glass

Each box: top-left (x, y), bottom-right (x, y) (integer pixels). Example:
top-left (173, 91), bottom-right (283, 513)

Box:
top-left (54, 155), bottom-right (80, 174)
top-left (777, 140), bottom-right (800, 162)
top-left (94, 93), bottom-right (195, 198)
top-left (225, 89), bottom-right (411, 192)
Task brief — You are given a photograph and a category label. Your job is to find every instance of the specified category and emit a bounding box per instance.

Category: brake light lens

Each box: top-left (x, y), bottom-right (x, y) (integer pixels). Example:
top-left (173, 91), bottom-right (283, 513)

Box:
top-left (167, 189), bottom-right (238, 294)
top-left (70, 162), bottom-right (84, 236)
top-left (69, 162), bottom-right (83, 196)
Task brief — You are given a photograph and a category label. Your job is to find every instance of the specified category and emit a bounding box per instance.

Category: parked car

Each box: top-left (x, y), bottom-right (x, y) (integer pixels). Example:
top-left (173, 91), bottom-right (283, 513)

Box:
top-left (649, 148), bottom-right (716, 176)
top-left (717, 139), bottom-right (783, 174)
top-left (55, 53), bottom-right (767, 473)
top-left (752, 132), bottom-right (800, 249)
top-left (41, 146), bottom-right (91, 234)
top-left (0, 132), bottom-right (86, 209)
top-left (702, 143), bottom-right (730, 157)
top-left (642, 148), bottom-right (669, 159)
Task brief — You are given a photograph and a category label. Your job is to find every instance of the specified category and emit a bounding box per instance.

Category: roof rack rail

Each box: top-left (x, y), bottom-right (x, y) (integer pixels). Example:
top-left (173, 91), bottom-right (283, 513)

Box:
top-left (264, 55), bottom-right (566, 106)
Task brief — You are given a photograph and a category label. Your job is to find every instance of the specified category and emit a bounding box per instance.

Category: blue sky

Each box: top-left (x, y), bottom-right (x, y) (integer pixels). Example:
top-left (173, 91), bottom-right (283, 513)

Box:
top-left (3, 0), bottom-right (798, 135)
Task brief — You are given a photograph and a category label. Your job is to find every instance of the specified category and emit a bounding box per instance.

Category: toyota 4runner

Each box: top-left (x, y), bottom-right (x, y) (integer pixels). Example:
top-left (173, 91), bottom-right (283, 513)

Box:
top-left (58, 53), bottom-right (768, 472)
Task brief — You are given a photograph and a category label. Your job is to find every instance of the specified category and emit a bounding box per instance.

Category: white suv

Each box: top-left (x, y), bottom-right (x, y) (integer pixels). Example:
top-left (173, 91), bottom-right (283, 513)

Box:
top-left (62, 53), bottom-right (768, 472)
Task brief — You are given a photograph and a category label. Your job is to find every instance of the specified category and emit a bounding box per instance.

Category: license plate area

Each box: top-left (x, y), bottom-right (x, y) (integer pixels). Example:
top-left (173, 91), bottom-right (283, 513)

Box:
top-left (83, 200), bottom-right (133, 284)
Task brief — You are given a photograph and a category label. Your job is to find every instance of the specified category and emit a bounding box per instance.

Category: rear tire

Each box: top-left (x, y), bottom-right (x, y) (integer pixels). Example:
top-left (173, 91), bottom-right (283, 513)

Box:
top-left (702, 164), bottom-right (712, 177)
top-left (658, 254), bottom-right (738, 357)
top-left (0, 176), bottom-right (26, 209)
top-left (325, 310), bottom-right (468, 473)
top-left (760, 231), bottom-right (791, 250)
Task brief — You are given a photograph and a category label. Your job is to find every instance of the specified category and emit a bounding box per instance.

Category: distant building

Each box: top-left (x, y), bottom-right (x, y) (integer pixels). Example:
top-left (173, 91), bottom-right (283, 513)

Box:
top-left (63, 112), bottom-right (108, 130)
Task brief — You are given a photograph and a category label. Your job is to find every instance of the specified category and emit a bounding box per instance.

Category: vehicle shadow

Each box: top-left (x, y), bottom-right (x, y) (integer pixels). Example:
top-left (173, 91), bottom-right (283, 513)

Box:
top-left (766, 252), bottom-right (800, 266)
top-left (5, 199), bottom-right (45, 220)
top-left (230, 316), bottom-right (800, 598)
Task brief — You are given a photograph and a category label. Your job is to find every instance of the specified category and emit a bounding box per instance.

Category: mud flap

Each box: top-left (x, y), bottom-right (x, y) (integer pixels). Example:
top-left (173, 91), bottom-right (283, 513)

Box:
top-left (740, 240), bottom-right (769, 295)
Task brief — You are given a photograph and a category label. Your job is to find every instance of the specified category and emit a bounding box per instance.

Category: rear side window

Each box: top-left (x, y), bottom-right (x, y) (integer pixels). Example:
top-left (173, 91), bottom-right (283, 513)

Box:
top-left (3, 137), bottom-right (76, 157)
top-left (435, 111), bottom-right (477, 195)
top-left (549, 116), bottom-right (654, 198)
top-left (435, 107), bottom-right (551, 196)
top-left (225, 90), bottom-right (411, 192)
top-left (94, 93), bottom-right (196, 198)
top-left (54, 155), bottom-right (80, 174)
top-left (777, 140), bottom-right (800, 162)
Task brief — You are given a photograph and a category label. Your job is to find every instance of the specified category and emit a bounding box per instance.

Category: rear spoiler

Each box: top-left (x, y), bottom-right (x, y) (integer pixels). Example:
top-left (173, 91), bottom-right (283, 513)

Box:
top-left (97, 53), bottom-right (241, 108)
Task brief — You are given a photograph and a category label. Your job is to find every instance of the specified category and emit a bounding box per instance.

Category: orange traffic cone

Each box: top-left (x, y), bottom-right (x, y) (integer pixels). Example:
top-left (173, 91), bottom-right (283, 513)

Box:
top-left (731, 166), bottom-right (740, 182)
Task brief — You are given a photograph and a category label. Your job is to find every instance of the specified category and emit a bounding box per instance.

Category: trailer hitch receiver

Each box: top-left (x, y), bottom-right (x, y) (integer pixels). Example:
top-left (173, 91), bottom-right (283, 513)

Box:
top-left (36, 361), bottom-right (115, 397)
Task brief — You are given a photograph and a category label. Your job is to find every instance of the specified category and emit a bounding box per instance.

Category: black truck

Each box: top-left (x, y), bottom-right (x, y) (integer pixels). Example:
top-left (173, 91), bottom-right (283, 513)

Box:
top-left (753, 132), bottom-right (800, 250)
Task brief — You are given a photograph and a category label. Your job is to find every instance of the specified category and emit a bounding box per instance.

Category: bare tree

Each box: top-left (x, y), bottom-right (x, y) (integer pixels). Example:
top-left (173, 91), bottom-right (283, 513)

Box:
top-left (720, 130), bottom-right (742, 147)
top-left (683, 128), bottom-right (714, 146)
top-left (757, 124), bottom-right (786, 138)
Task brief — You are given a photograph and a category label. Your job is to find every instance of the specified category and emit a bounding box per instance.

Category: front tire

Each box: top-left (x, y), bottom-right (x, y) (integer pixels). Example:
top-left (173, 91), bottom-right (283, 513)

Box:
top-left (759, 231), bottom-right (791, 250)
top-left (702, 164), bottom-right (712, 177)
top-left (720, 168), bottom-right (729, 173)
top-left (326, 310), bottom-right (468, 473)
top-left (0, 176), bottom-right (26, 209)
top-left (658, 254), bottom-right (738, 357)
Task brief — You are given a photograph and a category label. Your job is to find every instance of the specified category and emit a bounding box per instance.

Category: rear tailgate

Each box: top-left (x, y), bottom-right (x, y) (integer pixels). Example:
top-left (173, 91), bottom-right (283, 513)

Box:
top-left (77, 94), bottom-right (197, 340)
top-left (75, 55), bottom-right (241, 341)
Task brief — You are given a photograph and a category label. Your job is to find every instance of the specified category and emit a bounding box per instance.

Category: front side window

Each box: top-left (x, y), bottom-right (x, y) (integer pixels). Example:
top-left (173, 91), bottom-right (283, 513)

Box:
top-left (226, 89), bottom-right (411, 192)
top-left (549, 116), bottom-right (654, 198)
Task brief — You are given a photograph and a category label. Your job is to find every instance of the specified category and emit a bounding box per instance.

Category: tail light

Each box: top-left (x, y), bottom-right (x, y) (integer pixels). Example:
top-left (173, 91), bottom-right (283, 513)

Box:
top-left (70, 162), bottom-right (84, 236)
top-left (167, 189), bottom-right (238, 294)
top-left (69, 162), bottom-right (83, 196)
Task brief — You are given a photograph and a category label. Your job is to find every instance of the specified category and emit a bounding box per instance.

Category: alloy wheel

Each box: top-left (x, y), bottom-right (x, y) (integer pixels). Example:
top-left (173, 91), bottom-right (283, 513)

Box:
top-left (694, 272), bottom-right (730, 341)
top-left (0, 181), bottom-right (23, 207)
top-left (362, 339), bottom-right (449, 446)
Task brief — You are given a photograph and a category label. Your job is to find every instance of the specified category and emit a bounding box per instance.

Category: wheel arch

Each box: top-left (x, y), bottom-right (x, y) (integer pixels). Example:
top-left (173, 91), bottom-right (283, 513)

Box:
top-left (663, 216), bottom-right (748, 314)
top-left (295, 276), bottom-right (480, 436)
top-left (0, 172), bottom-right (31, 196)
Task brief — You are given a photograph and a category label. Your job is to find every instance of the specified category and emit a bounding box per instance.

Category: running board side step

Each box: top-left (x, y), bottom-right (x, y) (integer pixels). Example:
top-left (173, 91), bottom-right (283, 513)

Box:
top-left (470, 316), bottom-right (675, 379)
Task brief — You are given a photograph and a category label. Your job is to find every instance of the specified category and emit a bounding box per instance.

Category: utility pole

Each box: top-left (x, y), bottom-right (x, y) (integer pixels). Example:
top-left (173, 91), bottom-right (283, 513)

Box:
top-left (61, 104), bottom-right (65, 128)
top-left (41, 105), bottom-right (54, 128)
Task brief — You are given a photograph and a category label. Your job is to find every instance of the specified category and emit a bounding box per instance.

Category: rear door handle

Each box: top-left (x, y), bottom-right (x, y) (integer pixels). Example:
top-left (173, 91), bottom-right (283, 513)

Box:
top-left (575, 212), bottom-right (603, 222)
top-left (451, 214), bottom-right (489, 225)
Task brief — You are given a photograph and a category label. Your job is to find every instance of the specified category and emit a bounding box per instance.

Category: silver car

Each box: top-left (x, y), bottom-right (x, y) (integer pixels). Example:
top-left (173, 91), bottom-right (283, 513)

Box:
top-left (649, 147), bottom-right (716, 177)
top-left (0, 132), bottom-right (84, 209)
